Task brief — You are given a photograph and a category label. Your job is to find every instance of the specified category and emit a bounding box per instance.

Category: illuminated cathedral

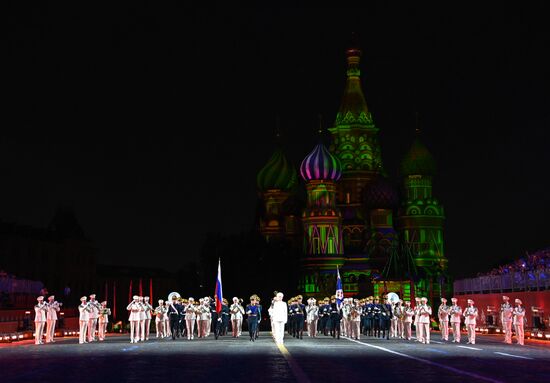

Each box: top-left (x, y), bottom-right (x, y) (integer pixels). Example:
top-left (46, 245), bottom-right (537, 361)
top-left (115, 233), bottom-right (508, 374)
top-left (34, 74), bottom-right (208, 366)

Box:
top-left (256, 40), bottom-right (448, 302)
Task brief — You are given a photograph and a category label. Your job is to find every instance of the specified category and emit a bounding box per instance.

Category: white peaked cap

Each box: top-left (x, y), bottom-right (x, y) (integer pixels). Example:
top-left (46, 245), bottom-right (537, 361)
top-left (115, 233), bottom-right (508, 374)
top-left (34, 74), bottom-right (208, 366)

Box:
top-left (133, 295), bottom-right (139, 300)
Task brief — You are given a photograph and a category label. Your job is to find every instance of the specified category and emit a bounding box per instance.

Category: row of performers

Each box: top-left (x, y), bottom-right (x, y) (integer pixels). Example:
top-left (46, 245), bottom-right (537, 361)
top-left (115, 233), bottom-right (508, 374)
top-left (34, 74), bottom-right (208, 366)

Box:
top-left (130, 294), bottom-right (264, 343)
top-left (33, 294), bottom-right (111, 345)
top-left (282, 295), bottom-right (526, 345)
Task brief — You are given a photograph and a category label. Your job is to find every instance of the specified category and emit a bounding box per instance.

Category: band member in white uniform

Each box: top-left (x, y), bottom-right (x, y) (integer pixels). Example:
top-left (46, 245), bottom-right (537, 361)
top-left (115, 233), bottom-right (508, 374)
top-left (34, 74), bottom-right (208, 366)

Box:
top-left (500, 295), bottom-right (513, 344)
top-left (45, 295), bottom-right (61, 343)
top-left (438, 297), bottom-right (450, 341)
top-left (351, 298), bottom-right (362, 340)
top-left (198, 298), bottom-right (210, 338)
top-left (34, 296), bottom-right (47, 345)
top-left (155, 299), bottom-right (166, 338)
top-left (418, 297), bottom-right (432, 344)
top-left (450, 297), bottom-right (462, 343)
top-left (403, 301), bottom-right (414, 340)
top-left (127, 295), bottom-right (141, 343)
top-left (87, 294), bottom-right (100, 342)
top-left (143, 296), bottom-right (153, 341)
top-left (137, 296), bottom-right (146, 341)
top-left (463, 299), bottom-right (478, 344)
top-left (164, 301), bottom-right (172, 338)
top-left (78, 296), bottom-right (91, 344)
top-left (230, 297), bottom-right (244, 338)
top-left (513, 298), bottom-right (525, 346)
top-left (269, 292), bottom-right (288, 344)
top-left (394, 300), bottom-right (405, 339)
top-left (306, 298), bottom-right (319, 337)
top-left (413, 297), bottom-right (421, 342)
top-left (98, 301), bottom-right (111, 341)
top-left (185, 297), bottom-right (197, 340)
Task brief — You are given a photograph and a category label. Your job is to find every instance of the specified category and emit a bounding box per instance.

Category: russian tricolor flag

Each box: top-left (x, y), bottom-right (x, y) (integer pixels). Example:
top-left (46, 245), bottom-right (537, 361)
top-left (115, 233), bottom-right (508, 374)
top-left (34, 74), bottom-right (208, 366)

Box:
top-left (336, 265), bottom-right (344, 309)
top-left (215, 258), bottom-right (223, 314)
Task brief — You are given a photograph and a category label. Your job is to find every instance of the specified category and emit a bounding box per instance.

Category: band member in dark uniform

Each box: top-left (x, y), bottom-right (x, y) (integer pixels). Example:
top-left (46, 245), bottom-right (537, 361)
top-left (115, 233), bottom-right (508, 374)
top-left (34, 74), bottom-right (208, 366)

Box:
top-left (292, 295), bottom-right (306, 339)
top-left (380, 295), bottom-right (393, 340)
top-left (372, 296), bottom-right (382, 338)
top-left (167, 296), bottom-right (181, 340)
top-left (254, 295), bottom-right (262, 340)
top-left (221, 298), bottom-right (230, 336)
top-left (246, 295), bottom-right (260, 342)
top-left (329, 295), bottom-right (342, 339)
top-left (319, 297), bottom-right (331, 336)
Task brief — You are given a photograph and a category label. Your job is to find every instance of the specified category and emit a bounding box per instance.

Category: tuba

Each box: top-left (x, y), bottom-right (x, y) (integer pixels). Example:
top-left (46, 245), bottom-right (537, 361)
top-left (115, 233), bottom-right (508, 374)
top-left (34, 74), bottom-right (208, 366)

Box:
top-left (387, 292), bottom-right (400, 305)
top-left (167, 292), bottom-right (181, 302)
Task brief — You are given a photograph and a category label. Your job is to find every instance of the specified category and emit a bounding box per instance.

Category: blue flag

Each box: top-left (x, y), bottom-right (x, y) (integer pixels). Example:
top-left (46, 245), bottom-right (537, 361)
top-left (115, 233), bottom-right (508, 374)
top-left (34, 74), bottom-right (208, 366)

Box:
top-left (336, 266), bottom-right (343, 309)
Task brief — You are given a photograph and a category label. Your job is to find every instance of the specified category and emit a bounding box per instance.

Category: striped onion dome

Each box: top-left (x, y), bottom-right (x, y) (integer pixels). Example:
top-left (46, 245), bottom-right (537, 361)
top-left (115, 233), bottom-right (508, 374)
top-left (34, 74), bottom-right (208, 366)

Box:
top-left (300, 142), bottom-right (342, 182)
top-left (257, 148), bottom-right (297, 192)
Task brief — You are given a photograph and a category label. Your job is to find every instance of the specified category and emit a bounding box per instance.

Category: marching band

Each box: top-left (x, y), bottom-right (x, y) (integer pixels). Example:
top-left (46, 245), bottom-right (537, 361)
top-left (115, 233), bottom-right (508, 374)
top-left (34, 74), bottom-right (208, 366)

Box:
top-left (30, 291), bottom-right (529, 347)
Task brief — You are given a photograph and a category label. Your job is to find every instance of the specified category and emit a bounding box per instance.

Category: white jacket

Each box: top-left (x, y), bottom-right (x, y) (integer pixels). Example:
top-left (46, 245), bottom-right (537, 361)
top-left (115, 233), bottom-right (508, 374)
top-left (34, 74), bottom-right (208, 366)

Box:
top-left (127, 302), bottom-right (141, 321)
top-left (269, 301), bottom-right (288, 323)
top-left (34, 303), bottom-right (47, 322)
top-left (79, 303), bottom-right (91, 321)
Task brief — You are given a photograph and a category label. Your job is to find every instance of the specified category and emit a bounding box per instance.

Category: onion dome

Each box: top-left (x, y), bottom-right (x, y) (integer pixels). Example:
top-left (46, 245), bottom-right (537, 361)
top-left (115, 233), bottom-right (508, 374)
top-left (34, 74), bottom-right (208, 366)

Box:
top-left (363, 176), bottom-right (399, 210)
top-left (257, 148), bottom-right (297, 192)
top-left (300, 143), bottom-right (342, 182)
top-left (400, 137), bottom-right (437, 177)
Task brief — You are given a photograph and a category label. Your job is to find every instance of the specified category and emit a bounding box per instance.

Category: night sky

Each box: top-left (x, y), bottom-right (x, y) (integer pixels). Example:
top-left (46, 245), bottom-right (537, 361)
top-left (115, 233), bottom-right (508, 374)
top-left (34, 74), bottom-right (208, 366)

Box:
top-left (4, 4), bottom-right (549, 279)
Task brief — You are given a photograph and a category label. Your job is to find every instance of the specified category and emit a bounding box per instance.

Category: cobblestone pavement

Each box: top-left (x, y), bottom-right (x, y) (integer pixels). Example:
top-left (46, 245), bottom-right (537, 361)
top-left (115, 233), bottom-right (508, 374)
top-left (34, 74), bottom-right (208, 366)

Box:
top-left (1, 332), bottom-right (549, 383)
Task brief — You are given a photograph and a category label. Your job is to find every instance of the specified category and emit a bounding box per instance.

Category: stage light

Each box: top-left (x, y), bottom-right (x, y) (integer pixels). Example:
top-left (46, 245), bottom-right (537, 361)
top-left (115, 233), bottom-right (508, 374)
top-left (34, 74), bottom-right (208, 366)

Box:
top-left (18, 335), bottom-right (23, 339)
top-left (537, 333), bottom-right (543, 338)
top-left (496, 329), bottom-right (501, 333)
top-left (545, 334), bottom-right (550, 339)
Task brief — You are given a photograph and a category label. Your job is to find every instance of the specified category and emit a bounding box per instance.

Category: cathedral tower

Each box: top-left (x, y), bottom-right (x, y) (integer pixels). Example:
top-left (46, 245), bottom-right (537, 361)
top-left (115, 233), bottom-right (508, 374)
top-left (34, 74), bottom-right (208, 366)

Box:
top-left (328, 37), bottom-right (384, 253)
top-left (398, 135), bottom-right (447, 299)
top-left (257, 146), bottom-right (298, 242)
top-left (299, 142), bottom-right (344, 295)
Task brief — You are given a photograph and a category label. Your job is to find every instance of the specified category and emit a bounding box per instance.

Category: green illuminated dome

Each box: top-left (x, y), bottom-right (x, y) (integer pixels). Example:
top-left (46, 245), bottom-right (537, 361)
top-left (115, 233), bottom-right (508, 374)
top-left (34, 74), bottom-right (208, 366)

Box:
top-left (401, 137), bottom-right (437, 177)
top-left (257, 148), bottom-right (297, 192)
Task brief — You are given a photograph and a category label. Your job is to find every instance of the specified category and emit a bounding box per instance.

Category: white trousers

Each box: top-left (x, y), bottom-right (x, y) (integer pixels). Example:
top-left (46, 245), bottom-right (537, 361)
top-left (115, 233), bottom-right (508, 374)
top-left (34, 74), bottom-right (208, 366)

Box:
top-left (46, 319), bottom-right (56, 342)
top-left (34, 321), bottom-right (45, 344)
top-left (272, 320), bottom-right (285, 344)
top-left (503, 321), bottom-right (512, 343)
top-left (404, 322), bottom-right (412, 340)
top-left (467, 324), bottom-right (476, 344)
top-left (79, 320), bottom-right (88, 344)
top-left (144, 319), bottom-right (151, 340)
top-left (232, 319), bottom-right (242, 337)
top-left (130, 320), bottom-right (140, 342)
top-left (155, 319), bottom-right (165, 337)
top-left (514, 323), bottom-right (524, 345)
top-left (186, 319), bottom-right (195, 339)
top-left (440, 320), bottom-right (449, 340)
top-left (307, 319), bottom-right (318, 337)
top-left (420, 323), bottom-right (430, 343)
top-left (87, 318), bottom-right (97, 342)
top-left (451, 322), bottom-right (461, 342)
top-left (98, 320), bottom-right (107, 340)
